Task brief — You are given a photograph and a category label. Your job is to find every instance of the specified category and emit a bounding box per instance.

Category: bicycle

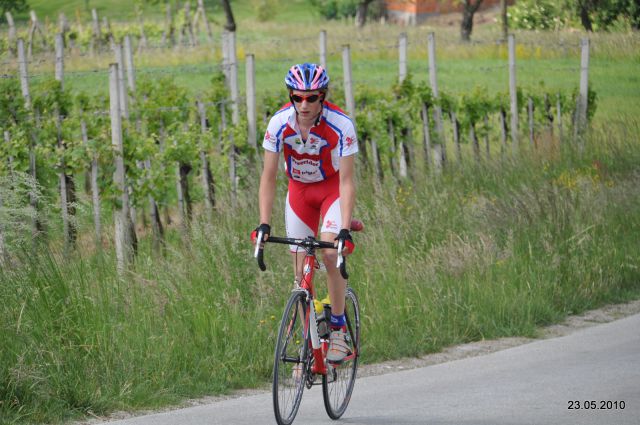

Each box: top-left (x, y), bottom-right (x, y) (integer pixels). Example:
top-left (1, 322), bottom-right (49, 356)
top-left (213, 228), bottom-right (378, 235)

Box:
top-left (254, 223), bottom-right (362, 425)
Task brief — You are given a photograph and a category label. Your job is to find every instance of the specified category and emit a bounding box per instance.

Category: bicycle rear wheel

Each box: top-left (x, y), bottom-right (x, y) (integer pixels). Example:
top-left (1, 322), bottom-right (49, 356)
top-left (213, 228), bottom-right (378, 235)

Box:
top-left (273, 290), bottom-right (309, 425)
top-left (322, 287), bottom-right (361, 419)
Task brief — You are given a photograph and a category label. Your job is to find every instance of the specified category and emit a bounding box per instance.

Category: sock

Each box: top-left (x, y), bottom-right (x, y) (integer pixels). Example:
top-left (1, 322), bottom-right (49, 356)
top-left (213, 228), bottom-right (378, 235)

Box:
top-left (330, 313), bottom-right (346, 330)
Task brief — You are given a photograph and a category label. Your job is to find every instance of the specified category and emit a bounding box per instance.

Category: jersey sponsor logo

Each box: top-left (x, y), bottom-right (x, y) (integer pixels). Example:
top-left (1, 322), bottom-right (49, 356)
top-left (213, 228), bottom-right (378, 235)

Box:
top-left (290, 157), bottom-right (323, 181)
top-left (345, 136), bottom-right (355, 148)
top-left (325, 219), bottom-right (338, 231)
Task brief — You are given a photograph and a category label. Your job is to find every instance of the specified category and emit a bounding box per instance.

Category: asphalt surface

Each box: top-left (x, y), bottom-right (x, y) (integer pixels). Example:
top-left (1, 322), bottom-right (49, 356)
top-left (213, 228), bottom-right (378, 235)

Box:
top-left (104, 313), bottom-right (640, 425)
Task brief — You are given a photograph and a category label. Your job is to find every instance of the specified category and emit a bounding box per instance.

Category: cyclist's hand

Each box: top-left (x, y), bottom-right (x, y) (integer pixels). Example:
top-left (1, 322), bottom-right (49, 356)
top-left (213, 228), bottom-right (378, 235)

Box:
top-left (251, 223), bottom-right (271, 245)
top-left (334, 228), bottom-right (355, 256)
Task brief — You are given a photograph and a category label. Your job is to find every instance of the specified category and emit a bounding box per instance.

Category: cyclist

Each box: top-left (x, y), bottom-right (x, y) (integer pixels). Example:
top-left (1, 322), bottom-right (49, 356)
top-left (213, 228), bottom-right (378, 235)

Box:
top-left (253, 63), bottom-right (358, 364)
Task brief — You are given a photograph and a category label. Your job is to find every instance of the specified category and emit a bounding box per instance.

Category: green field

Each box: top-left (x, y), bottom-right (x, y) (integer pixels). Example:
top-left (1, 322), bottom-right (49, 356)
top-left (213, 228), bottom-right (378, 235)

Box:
top-left (1, 3), bottom-right (640, 423)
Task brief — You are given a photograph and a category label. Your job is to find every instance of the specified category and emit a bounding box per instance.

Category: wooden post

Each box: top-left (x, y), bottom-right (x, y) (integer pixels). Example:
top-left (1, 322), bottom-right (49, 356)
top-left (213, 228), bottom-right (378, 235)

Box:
top-left (110, 63), bottom-right (134, 273)
top-left (137, 14), bottom-right (148, 52)
top-left (124, 35), bottom-right (136, 93)
top-left (470, 124), bottom-right (480, 163)
top-left (114, 44), bottom-right (129, 119)
top-left (6, 12), bottom-right (16, 56)
top-left (483, 115), bottom-right (490, 160)
top-left (342, 45), bottom-right (355, 118)
top-left (319, 30), bottom-right (327, 69)
top-left (55, 33), bottom-right (73, 251)
top-left (81, 118), bottom-right (101, 247)
top-left (91, 8), bottom-right (101, 55)
top-left (221, 30), bottom-right (230, 82)
top-left (556, 93), bottom-right (563, 141)
top-left (428, 32), bottom-right (444, 145)
top-left (499, 108), bottom-right (508, 159)
top-left (576, 37), bottom-right (590, 137)
top-left (508, 34), bottom-right (519, 151)
top-left (246, 54), bottom-right (258, 157)
top-left (198, 101), bottom-right (215, 218)
top-left (228, 31), bottom-right (239, 126)
top-left (162, 3), bottom-right (175, 47)
top-left (18, 38), bottom-right (40, 235)
top-left (528, 97), bottom-right (535, 147)
top-left (420, 103), bottom-right (431, 170)
top-left (28, 10), bottom-right (47, 58)
top-left (399, 32), bottom-right (408, 83)
top-left (451, 112), bottom-right (461, 163)
top-left (194, 0), bottom-right (213, 43)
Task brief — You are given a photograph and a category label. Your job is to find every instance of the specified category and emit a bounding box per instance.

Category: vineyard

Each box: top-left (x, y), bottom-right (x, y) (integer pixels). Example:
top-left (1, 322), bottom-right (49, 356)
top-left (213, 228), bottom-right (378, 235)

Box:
top-left (0, 15), bottom-right (599, 267)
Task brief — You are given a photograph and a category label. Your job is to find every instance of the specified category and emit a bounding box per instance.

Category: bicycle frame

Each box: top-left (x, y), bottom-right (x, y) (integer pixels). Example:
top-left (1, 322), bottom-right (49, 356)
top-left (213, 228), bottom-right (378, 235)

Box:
top-left (297, 249), bottom-right (329, 376)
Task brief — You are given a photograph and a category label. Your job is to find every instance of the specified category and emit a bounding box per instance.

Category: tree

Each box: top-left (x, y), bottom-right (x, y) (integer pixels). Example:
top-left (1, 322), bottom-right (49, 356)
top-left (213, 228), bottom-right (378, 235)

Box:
top-left (500, 0), bottom-right (508, 39)
top-left (221, 0), bottom-right (236, 32)
top-left (460, 0), bottom-right (484, 41)
top-left (1, 0), bottom-right (28, 22)
top-left (356, 0), bottom-right (375, 27)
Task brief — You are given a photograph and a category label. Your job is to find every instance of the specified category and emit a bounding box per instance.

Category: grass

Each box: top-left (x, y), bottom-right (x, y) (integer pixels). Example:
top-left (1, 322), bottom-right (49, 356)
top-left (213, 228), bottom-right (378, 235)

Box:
top-left (2, 117), bottom-right (640, 423)
top-left (1, 4), bottom-right (640, 423)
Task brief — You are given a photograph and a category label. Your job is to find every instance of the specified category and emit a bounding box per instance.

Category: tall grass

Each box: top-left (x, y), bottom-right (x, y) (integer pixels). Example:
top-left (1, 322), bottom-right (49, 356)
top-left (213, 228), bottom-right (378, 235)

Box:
top-left (1, 117), bottom-right (639, 423)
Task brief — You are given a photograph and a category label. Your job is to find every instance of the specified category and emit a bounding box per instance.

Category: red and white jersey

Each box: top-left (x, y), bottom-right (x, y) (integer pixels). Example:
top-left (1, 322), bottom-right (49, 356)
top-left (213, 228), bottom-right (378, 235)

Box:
top-left (262, 101), bottom-right (358, 183)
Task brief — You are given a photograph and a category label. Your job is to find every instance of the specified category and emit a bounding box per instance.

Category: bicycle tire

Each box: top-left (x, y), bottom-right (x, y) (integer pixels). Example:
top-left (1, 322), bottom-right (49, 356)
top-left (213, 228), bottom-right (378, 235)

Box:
top-left (273, 290), bottom-right (309, 425)
top-left (322, 287), bottom-right (361, 419)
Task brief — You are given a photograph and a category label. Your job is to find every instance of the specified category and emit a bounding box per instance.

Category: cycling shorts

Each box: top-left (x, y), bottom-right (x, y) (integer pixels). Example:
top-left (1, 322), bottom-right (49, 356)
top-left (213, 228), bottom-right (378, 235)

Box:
top-left (285, 173), bottom-right (342, 252)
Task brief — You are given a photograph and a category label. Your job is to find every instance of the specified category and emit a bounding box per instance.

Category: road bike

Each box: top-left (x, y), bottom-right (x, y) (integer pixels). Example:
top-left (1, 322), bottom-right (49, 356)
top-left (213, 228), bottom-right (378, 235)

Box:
top-left (254, 225), bottom-right (361, 425)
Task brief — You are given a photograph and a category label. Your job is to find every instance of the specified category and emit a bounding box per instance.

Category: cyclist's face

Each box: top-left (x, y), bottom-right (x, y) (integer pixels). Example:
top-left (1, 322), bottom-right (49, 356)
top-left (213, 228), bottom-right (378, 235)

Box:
top-left (291, 90), bottom-right (323, 118)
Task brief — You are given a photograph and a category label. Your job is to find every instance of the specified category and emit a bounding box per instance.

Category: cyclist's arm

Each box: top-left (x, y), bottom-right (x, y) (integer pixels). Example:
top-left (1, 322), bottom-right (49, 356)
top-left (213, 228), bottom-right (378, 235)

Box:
top-left (259, 150), bottom-right (279, 226)
top-left (339, 154), bottom-right (356, 235)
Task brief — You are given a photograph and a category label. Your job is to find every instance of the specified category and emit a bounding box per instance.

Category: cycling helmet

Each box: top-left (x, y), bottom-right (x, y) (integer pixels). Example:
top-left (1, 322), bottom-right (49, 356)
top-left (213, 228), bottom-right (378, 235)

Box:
top-left (285, 63), bottom-right (330, 91)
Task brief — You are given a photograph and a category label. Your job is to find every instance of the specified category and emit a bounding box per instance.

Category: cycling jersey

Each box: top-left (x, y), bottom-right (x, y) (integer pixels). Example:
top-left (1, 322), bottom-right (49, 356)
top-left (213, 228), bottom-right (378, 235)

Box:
top-left (263, 101), bottom-right (359, 183)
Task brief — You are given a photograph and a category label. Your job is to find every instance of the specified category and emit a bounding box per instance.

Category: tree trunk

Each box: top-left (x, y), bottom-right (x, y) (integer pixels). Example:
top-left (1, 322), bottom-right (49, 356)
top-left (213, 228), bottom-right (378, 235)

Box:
top-left (221, 0), bottom-right (236, 32)
top-left (461, 0), bottom-right (483, 42)
top-left (356, 1), bottom-right (373, 28)
top-left (500, 0), bottom-right (508, 40)
top-left (579, 3), bottom-right (593, 32)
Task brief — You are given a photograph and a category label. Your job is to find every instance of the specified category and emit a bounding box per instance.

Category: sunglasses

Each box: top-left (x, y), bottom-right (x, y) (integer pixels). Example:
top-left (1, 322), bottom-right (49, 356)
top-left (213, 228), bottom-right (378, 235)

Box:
top-left (291, 93), bottom-right (321, 103)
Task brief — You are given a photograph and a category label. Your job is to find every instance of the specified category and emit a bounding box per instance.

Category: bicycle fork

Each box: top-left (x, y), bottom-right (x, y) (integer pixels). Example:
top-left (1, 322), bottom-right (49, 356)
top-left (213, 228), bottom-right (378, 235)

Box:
top-left (300, 254), bottom-right (329, 377)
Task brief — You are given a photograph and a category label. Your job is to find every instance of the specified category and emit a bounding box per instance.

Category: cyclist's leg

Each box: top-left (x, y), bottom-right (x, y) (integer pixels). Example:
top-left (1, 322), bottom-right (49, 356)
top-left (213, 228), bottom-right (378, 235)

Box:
top-left (319, 192), bottom-right (346, 318)
top-left (285, 189), bottom-right (320, 283)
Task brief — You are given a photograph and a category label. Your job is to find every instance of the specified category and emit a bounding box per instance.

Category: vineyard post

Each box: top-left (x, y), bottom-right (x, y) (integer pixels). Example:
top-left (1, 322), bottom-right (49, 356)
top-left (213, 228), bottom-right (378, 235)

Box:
top-left (246, 54), bottom-right (258, 161)
top-left (91, 9), bottom-right (101, 55)
top-left (114, 44), bottom-right (129, 120)
top-left (194, 0), bottom-right (214, 43)
top-left (470, 125), bottom-right (480, 163)
top-left (109, 63), bottom-right (135, 274)
top-left (183, 1), bottom-right (196, 47)
top-left (319, 30), bottom-right (327, 68)
top-left (427, 32), bottom-right (445, 148)
top-left (198, 100), bottom-right (215, 218)
top-left (3, 131), bottom-right (12, 171)
top-left (420, 104), bottom-right (432, 170)
top-left (342, 45), bottom-right (356, 119)
top-left (387, 118), bottom-right (397, 178)
top-left (399, 32), bottom-right (407, 83)
top-left (6, 12), bottom-right (16, 57)
top-left (55, 33), bottom-right (74, 251)
top-left (575, 37), bottom-right (590, 139)
top-left (59, 13), bottom-right (70, 43)
top-left (451, 112), bottom-right (462, 163)
top-left (499, 108), bottom-right (508, 160)
top-left (137, 13), bottom-right (148, 52)
top-left (528, 97), bottom-right (535, 147)
top-left (162, 3), bottom-right (175, 48)
top-left (508, 34), bottom-right (519, 152)
top-left (556, 93), bottom-right (563, 141)
top-left (0, 187), bottom-right (5, 265)
top-left (28, 11), bottom-right (47, 58)
top-left (80, 116), bottom-right (101, 248)
top-left (124, 36), bottom-right (136, 94)
top-left (483, 115), bottom-right (490, 160)
top-left (222, 30), bottom-right (229, 82)
top-left (228, 31), bottom-right (239, 204)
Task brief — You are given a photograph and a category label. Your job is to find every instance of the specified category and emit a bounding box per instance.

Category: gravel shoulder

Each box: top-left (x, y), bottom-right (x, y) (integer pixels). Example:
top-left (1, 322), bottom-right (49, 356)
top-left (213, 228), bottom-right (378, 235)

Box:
top-left (76, 298), bottom-right (640, 424)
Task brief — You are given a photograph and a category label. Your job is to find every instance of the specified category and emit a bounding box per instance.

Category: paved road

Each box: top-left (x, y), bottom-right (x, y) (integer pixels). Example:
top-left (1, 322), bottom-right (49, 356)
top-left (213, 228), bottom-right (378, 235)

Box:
top-left (106, 313), bottom-right (640, 425)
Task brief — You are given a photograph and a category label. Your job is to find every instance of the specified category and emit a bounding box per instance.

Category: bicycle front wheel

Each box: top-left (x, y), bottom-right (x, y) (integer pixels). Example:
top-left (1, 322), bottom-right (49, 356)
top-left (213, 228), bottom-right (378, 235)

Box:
top-left (322, 287), bottom-right (361, 419)
top-left (273, 290), bottom-right (309, 425)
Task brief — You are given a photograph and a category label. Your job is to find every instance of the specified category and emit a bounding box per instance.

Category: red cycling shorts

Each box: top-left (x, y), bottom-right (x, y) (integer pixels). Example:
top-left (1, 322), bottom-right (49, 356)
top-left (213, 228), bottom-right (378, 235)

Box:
top-left (285, 173), bottom-right (342, 252)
